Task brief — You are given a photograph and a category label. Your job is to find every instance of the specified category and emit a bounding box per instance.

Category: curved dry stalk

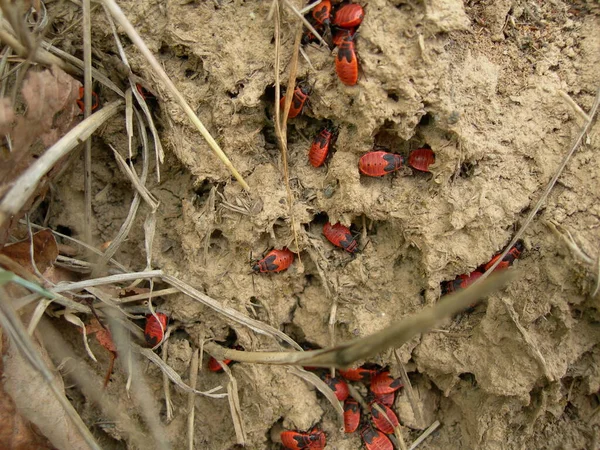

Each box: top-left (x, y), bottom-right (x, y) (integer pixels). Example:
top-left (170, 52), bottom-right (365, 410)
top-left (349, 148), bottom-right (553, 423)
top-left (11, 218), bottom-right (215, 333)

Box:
top-left (0, 99), bottom-right (124, 229)
top-left (287, 366), bottom-right (344, 425)
top-left (273, 3), bottom-right (302, 264)
top-left (203, 271), bottom-right (515, 368)
top-left (187, 348), bottom-right (199, 449)
top-left (408, 420), bottom-right (441, 450)
top-left (162, 273), bottom-right (301, 349)
top-left (477, 86), bottom-right (600, 283)
top-left (82, 0), bottom-right (93, 248)
top-left (0, 23), bottom-right (79, 75)
top-left (40, 41), bottom-right (124, 96)
top-left (100, 0), bottom-right (250, 191)
top-left (136, 346), bottom-right (227, 398)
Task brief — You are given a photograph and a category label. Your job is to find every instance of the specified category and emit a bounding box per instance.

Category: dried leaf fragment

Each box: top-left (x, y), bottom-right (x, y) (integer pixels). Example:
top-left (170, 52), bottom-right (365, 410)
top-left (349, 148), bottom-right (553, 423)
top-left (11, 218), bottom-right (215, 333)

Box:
top-left (0, 229), bottom-right (58, 275)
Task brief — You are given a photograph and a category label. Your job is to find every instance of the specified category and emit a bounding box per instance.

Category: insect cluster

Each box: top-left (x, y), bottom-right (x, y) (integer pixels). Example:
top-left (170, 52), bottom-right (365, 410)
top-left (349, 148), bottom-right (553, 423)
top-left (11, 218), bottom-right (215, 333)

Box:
top-left (441, 240), bottom-right (525, 295)
top-left (281, 366), bottom-right (404, 449)
top-left (303, 0), bottom-right (365, 86)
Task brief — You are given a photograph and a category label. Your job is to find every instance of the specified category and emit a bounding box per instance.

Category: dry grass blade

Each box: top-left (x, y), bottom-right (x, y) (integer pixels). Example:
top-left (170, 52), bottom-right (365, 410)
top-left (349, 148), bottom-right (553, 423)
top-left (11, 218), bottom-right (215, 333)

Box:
top-left (372, 403), bottom-right (406, 450)
top-left (408, 420), bottom-right (441, 450)
top-left (100, 0), bottom-right (250, 191)
top-left (0, 21), bottom-right (79, 75)
top-left (287, 366), bottom-right (344, 425)
top-left (394, 349), bottom-right (423, 427)
top-left (40, 41), bottom-right (124, 96)
top-left (203, 271), bottom-right (516, 367)
top-left (94, 109), bottom-right (150, 274)
top-left (187, 348), bottom-right (199, 449)
top-left (63, 311), bottom-right (98, 361)
top-left (273, 3), bottom-right (302, 264)
top-left (0, 276), bottom-right (101, 450)
top-left (136, 345), bottom-right (227, 398)
top-left (0, 99), bottom-right (123, 229)
top-left (477, 87), bottom-right (600, 284)
top-left (501, 298), bottom-right (554, 381)
top-left (82, 0), bottom-right (93, 249)
top-left (102, 3), bottom-right (165, 183)
top-left (282, 0), bottom-right (329, 48)
top-left (23, 221), bottom-right (130, 272)
top-left (220, 360), bottom-right (247, 444)
top-left (162, 273), bottom-right (301, 349)
top-left (110, 145), bottom-right (159, 210)
top-left (52, 270), bottom-right (163, 293)
top-left (162, 328), bottom-right (174, 423)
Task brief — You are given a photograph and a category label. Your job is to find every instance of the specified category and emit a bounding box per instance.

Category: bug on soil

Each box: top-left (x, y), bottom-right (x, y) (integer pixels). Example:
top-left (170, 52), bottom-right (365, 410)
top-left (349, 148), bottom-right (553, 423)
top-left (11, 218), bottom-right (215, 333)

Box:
top-left (373, 391), bottom-right (395, 407)
top-left (343, 398), bottom-right (361, 433)
top-left (312, 0), bottom-right (332, 25)
top-left (440, 270), bottom-right (483, 295)
top-left (136, 83), bottom-right (156, 101)
top-left (302, 23), bottom-right (324, 45)
top-left (321, 374), bottom-right (350, 401)
top-left (370, 371), bottom-right (403, 396)
top-left (332, 3), bottom-right (364, 28)
top-left (323, 222), bottom-right (359, 253)
top-left (280, 83), bottom-right (311, 119)
top-left (370, 400), bottom-right (399, 434)
top-left (361, 426), bottom-right (393, 450)
top-left (482, 240), bottom-right (525, 272)
top-left (207, 356), bottom-right (233, 372)
top-left (281, 428), bottom-right (326, 449)
top-left (144, 312), bottom-right (168, 347)
top-left (335, 33), bottom-right (359, 86)
top-left (332, 27), bottom-right (356, 47)
top-left (252, 248), bottom-right (295, 273)
top-left (339, 366), bottom-right (379, 382)
top-left (309, 126), bottom-right (338, 167)
top-left (408, 148), bottom-right (436, 172)
top-left (76, 86), bottom-right (99, 113)
top-left (359, 151), bottom-right (406, 177)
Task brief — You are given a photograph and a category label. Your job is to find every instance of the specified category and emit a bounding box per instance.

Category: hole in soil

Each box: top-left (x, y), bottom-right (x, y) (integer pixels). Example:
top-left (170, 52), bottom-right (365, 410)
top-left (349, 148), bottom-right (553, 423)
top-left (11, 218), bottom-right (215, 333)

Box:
top-left (459, 372), bottom-right (477, 387)
top-left (373, 119), bottom-right (404, 150)
top-left (56, 225), bottom-right (73, 236)
top-left (459, 161), bottom-right (476, 178)
top-left (194, 179), bottom-right (217, 201)
top-left (387, 91), bottom-right (400, 102)
top-left (418, 112), bottom-right (434, 127)
top-left (184, 68), bottom-right (195, 78)
top-left (312, 211), bottom-right (330, 227)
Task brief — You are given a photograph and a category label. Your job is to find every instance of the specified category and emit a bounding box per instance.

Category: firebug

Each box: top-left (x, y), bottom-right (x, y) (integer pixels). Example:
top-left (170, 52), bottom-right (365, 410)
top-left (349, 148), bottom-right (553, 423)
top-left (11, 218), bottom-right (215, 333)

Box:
top-left (309, 126), bottom-right (337, 167)
top-left (332, 3), bottom-right (364, 28)
top-left (144, 312), bottom-right (168, 347)
top-left (370, 371), bottom-right (403, 396)
top-left (343, 398), bottom-right (360, 433)
top-left (408, 148), bottom-right (436, 172)
top-left (359, 151), bottom-right (405, 177)
top-left (252, 248), bottom-right (295, 273)
top-left (323, 222), bottom-right (359, 253)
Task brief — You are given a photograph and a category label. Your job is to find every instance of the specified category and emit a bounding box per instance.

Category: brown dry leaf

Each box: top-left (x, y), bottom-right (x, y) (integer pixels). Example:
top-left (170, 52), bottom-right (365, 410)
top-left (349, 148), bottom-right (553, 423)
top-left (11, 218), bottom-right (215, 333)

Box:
top-left (85, 318), bottom-right (118, 353)
top-left (19, 66), bottom-right (81, 147)
top-left (0, 229), bottom-right (58, 275)
top-left (2, 333), bottom-right (90, 450)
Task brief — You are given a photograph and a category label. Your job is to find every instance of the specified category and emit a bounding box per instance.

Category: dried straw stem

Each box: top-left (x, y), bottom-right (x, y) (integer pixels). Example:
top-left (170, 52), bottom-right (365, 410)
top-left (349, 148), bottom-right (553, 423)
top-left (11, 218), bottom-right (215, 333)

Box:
top-left (100, 0), bottom-right (250, 191)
